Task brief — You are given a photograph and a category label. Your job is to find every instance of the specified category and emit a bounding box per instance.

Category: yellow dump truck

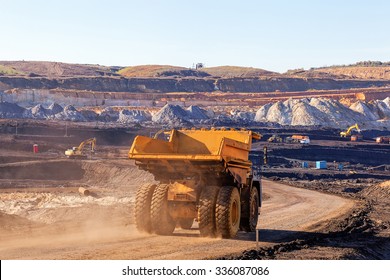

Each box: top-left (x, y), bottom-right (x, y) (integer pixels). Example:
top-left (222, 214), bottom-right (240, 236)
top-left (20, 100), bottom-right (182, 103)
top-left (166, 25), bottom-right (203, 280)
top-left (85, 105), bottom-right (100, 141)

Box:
top-left (129, 128), bottom-right (262, 238)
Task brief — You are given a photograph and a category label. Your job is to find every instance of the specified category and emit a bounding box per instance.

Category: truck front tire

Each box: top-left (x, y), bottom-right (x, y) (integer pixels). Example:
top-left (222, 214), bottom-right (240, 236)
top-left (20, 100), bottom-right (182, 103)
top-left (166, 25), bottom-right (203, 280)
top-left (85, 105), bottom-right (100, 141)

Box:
top-left (240, 187), bottom-right (259, 232)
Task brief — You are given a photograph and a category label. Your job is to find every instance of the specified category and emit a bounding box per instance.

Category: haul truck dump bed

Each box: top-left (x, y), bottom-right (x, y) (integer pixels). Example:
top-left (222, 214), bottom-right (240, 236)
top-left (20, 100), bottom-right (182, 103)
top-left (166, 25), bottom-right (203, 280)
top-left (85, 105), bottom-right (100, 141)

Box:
top-left (129, 128), bottom-right (262, 238)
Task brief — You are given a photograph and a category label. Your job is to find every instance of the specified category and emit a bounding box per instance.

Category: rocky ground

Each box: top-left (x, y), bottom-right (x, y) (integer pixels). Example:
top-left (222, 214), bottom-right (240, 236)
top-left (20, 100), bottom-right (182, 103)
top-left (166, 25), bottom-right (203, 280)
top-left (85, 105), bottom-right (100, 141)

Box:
top-left (0, 120), bottom-right (389, 259)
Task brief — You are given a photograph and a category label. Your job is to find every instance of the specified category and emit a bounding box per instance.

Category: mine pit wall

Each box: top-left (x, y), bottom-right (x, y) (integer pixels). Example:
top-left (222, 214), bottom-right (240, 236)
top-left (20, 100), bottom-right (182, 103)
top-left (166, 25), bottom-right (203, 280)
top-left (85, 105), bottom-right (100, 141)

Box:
top-left (2, 89), bottom-right (157, 107)
top-left (1, 76), bottom-right (389, 93)
top-left (3, 88), bottom-right (390, 109)
top-left (1, 75), bottom-right (390, 108)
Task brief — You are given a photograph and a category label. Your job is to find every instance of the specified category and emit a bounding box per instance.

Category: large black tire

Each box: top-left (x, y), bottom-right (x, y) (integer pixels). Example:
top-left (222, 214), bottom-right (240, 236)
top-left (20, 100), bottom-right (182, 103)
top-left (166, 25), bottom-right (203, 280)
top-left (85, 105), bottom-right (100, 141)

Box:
top-left (240, 187), bottom-right (259, 232)
top-left (134, 183), bottom-right (156, 233)
top-left (178, 218), bottom-right (194, 230)
top-left (198, 185), bottom-right (219, 237)
top-left (150, 184), bottom-right (176, 235)
top-left (215, 186), bottom-right (241, 238)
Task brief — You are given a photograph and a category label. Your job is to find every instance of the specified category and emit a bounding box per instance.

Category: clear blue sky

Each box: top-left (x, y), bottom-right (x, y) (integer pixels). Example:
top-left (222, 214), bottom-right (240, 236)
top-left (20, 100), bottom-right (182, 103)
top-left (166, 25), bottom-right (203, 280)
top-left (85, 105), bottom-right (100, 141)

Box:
top-left (1, 0), bottom-right (389, 73)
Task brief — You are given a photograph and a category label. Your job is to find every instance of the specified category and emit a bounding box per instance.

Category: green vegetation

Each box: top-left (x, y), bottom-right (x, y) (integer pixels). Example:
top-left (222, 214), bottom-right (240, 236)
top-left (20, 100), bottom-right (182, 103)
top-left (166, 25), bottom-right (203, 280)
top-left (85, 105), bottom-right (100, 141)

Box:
top-left (202, 66), bottom-right (277, 77)
top-left (0, 65), bottom-right (24, 75)
top-left (351, 61), bottom-right (390, 67)
top-left (314, 61), bottom-right (390, 70)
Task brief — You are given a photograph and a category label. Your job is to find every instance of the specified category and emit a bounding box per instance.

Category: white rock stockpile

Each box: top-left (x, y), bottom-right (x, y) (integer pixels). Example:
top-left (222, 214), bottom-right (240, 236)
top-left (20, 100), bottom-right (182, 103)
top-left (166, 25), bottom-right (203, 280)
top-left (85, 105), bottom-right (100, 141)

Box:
top-left (151, 104), bottom-right (209, 126)
top-left (99, 107), bottom-right (119, 122)
top-left (1, 97), bottom-right (390, 128)
top-left (254, 97), bottom-right (390, 127)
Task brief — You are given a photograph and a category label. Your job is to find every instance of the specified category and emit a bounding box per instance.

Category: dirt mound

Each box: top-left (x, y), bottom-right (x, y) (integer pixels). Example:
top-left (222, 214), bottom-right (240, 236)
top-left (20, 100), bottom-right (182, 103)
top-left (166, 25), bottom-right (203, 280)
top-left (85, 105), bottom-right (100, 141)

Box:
top-left (254, 103), bottom-right (273, 122)
top-left (99, 107), bottom-right (119, 122)
top-left (81, 160), bottom-right (154, 191)
top-left (118, 109), bottom-right (151, 124)
top-left (253, 97), bottom-right (389, 127)
top-left (229, 109), bottom-right (255, 123)
top-left (48, 103), bottom-right (64, 115)
top-left (152, 104), bottom-right (191, 125)
top-left (53, 105), bottom-right (87, 122)
top-left (350, 101), bottom-right (379, 121)
top-left (0, 101), bottom-right (26, 118)
top-left (186, 105), bottom-right (209, 120)
top-left (0, 211), bottom-right (38, 232)
top-left (291, 101), bottom-right (331, 126)
top-left (151, 104), bottom-right (211, 125)
top-left (371, 98), bottom-right (390, 119)
top-left (29, 104), bottom-right (49, 119)
top-left (361, 180), bottom-right (390, 200)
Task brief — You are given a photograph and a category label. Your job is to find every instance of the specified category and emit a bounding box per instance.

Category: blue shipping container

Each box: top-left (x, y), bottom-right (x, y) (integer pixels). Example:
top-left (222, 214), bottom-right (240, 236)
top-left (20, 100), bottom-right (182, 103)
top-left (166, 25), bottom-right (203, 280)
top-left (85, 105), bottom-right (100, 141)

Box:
top-left (316, 161), bottom-right (327, 169)
top-left (302, 162), bottom-right (309, 168)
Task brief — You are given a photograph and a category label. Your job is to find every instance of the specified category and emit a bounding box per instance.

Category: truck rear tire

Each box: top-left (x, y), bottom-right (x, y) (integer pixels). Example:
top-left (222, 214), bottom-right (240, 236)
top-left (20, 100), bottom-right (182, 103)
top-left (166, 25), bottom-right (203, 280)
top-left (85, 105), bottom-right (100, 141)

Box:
top-left (240, 187), bottom-right (259, 232)
top-left (198, 185), bottom-right (219, 237)
top-left (134, 183), bottom-right (156, 233)
top-left (215, 186), bottom-right (241, 238)
top-left (150, 184), bottom-right (176, 235)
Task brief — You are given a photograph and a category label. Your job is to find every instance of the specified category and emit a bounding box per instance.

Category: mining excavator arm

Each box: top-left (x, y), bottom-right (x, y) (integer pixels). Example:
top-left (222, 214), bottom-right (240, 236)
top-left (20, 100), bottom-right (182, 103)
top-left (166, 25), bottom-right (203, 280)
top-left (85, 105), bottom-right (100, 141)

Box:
top-left (65, 137), bottom-right (96, 158)
top-left (340, 123), bottom-right (360, 137)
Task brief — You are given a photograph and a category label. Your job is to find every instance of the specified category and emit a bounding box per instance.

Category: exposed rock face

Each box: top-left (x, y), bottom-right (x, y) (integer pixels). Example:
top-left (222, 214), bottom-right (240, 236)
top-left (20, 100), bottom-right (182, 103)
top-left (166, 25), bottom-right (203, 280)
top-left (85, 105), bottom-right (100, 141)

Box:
top-left (0, 76), bottom-right (389, 94)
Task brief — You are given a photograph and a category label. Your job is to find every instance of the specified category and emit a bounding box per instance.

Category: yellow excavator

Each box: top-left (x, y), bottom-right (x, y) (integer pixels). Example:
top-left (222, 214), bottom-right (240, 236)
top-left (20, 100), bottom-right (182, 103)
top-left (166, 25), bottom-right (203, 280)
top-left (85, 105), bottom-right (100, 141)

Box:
top-left (65, 138), bottom-right (96, 158)
top-left (267, 134), bottom-right (283, 143)
top-left (340, 123), bottom-right (360, 137)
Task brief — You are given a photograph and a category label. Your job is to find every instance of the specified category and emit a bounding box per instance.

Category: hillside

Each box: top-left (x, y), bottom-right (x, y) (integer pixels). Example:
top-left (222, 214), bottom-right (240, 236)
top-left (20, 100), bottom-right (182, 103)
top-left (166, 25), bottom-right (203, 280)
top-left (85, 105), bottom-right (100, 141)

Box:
top-left (202, 66), bottom-right (279, 78)
top-left (287, 61), bottom-right (390, 80)
top-left (313, 66), bottom-right (390, 80)
top-left (0, 61), bottom-right (120, 78)
top-left (117, 65), bottom-right (210, 78)
top-left (0, 61), bottom-right (390, 96)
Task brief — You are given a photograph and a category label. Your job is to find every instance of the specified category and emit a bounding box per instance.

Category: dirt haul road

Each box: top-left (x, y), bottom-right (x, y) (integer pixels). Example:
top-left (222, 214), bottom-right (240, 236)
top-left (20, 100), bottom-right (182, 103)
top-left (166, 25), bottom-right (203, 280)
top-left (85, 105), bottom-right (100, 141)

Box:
top-left (0, 180), bottom-right (354, 260)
